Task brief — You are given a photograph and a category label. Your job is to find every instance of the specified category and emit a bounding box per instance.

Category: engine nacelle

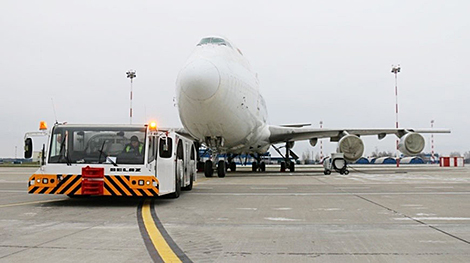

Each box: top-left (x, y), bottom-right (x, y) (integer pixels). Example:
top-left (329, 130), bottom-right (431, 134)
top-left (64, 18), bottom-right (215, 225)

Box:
top-left (336, 134), bottom-right (364, 162)
top-left (309, 138), bottom-right (318, 147)
top-left (398, 132), bottom-right (425, 156)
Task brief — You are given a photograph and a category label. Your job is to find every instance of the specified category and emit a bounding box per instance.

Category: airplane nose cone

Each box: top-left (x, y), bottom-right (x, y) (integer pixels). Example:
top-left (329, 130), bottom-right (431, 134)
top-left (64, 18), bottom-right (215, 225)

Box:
top-left (178, 59), bottom-right (220, 101)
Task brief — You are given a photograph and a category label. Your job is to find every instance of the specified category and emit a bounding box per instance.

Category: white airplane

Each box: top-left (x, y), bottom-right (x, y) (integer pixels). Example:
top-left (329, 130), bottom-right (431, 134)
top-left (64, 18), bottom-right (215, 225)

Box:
top-left (175, 36), bottom-right (450, 177)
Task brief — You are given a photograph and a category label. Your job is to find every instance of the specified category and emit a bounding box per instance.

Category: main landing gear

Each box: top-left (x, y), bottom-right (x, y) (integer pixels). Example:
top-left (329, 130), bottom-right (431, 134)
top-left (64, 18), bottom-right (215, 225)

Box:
top-left (203, 153), bottom-right (268, 177)
top-left (251, 154), bottom-right (266, 172)
top-left (272, 141), bottom-right (298, 172)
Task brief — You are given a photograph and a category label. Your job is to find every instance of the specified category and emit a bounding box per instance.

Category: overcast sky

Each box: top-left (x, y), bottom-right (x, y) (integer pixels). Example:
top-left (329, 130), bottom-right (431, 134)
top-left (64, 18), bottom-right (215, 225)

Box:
top-left (1, 0), bottom-right (468, 158)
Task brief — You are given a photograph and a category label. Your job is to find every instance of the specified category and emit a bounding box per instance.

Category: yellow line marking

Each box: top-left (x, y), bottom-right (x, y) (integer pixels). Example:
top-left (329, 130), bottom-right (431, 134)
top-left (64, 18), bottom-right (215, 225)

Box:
top-left (0, 199), bottom-right (62, 208)
top-left (142, 199), bottom-right (181, 263)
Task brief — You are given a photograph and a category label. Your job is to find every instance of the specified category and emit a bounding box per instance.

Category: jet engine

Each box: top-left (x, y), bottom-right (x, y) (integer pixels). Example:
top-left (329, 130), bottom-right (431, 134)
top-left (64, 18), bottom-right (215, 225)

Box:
top-left (398, 132), bottom-right (425, 156)
top-left (336, 134), bottom-right (364, 162)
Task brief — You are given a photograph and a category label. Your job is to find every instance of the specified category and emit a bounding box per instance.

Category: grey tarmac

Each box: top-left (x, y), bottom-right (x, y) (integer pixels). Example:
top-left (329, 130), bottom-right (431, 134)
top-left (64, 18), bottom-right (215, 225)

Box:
top-left (0, 165), bottom-right (469, 262)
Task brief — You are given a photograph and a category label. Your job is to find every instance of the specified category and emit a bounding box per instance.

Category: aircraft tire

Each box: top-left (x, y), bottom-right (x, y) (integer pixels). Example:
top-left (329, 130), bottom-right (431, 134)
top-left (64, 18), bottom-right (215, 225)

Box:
top-left (252, 161), bottom-right (258, 172)
top-left (230, 161), bottom-right (237, 172)
top-left (204, 160), bottom-right (213, 177)
top-left (280, 162), bottom-right (286, 172)
top-left (260, 162), bottom-right (266, 172)
top-left (217, 161), bottom-right (226, 178)
top-left (290, 162), bottom-right (295, 172)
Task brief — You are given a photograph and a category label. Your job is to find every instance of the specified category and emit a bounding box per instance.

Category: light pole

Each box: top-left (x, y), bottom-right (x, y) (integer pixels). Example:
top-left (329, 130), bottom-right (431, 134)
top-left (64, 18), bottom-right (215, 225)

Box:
top-left (319, 121), bottom-right (323, 160)
top-left (431, 120), bottom-right (435, 163)
top-left (126, 70), bottom-right (137, 124)
top-left (391, 65), bottom-right (400, 167)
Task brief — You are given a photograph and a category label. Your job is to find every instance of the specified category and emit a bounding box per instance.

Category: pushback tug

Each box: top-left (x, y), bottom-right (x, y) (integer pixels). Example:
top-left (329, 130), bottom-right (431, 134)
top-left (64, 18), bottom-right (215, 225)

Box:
top-left (24, 122), bottom-right (197, 198)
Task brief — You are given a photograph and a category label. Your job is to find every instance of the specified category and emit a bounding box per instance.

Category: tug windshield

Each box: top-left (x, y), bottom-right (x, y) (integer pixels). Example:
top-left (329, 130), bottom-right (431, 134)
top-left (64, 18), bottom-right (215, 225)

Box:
top-left (48, 126), bottom-right (146, 165)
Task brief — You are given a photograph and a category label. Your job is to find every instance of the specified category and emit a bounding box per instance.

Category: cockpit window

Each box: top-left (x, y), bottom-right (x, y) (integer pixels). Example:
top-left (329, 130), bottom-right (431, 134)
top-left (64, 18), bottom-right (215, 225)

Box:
top-left (197, 37), bottom-right (232, 48)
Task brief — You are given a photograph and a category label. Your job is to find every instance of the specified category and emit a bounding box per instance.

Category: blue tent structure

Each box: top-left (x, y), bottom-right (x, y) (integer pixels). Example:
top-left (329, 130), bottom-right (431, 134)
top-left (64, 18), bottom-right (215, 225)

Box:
top-left (354, 157), bottom-right (370, 164)
top-left (400, 157), bottom-right (425, 164)
top-left (374, 157), bottom-right (397, 164)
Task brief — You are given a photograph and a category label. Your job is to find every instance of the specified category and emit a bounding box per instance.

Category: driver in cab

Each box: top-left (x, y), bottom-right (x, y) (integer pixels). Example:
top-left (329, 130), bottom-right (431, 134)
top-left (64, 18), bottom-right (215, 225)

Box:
top-left (124, 136), bottom-right (143, 156)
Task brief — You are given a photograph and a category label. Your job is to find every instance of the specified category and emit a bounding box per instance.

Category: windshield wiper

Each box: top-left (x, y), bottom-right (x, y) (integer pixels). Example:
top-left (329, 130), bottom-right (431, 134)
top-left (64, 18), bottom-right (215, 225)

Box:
top-left (97, 140), bottom-right (118, 166)
top-left (98, 140), bottom-right (106, 164)
top-left (106, 156), bottom-right (118, 166)
top-left (58, 134), bottom-right (71, 165)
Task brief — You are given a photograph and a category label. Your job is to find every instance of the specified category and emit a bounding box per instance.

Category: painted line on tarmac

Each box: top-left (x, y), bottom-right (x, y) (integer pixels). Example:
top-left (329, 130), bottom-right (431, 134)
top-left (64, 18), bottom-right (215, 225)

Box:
top-left (250, 187), bottom-right (288, 190)
top-left (0, 199), bottom-right (62, 208)
top-left (415, 186), bottom-right (454, 189)
top-left (137, 199), bottom-right (192, 263)
top-left (334, 187), bottom-right (370, 190)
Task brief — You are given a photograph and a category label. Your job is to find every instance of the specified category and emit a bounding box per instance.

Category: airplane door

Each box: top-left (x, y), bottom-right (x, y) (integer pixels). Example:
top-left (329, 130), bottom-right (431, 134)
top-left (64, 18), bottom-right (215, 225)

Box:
top-left (156, 135), bottom-right (175, 195)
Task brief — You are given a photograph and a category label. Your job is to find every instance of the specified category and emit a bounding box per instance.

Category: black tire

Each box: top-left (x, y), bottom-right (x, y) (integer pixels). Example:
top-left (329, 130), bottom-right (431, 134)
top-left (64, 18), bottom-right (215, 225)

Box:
top-left (280, 162), bottom-right (286, 172)
top-left (217, 161), bottom-right (226, 178)
top-left (204, 160), bottom-right (213, 177)
top-left (290, 162), bottom-right (295, 172)
top-left (260, 162), bottom-right (266, 172)
top-left (229, 161), bottom-right (236, 172)
top-left (197, 161), bottom-right (205, 172)
top-left (169, 170), bottom-right (181, 198)
top-left (344, 170), bottom-right (350, 175)
top-left (182, 172), bottom-right (193, 191)
top-left (252, 161), bottom-right (258, 172)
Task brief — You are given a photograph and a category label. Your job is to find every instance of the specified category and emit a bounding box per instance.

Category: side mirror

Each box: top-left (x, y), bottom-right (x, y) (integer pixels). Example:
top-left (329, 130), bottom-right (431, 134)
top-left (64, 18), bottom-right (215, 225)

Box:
top-left (24, 138), bottom-right (33, 159)
top-left (41, 144), bottom-right (46, 165)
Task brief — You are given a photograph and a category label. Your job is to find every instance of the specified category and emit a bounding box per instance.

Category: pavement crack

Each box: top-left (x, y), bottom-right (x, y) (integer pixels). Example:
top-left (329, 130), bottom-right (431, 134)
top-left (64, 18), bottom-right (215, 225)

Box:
top-left (353, 194), bottom-right (470, 245)
top-left (313, 175), bottom-right (470, 246)
top-left (0, 222), bottom-right (108, 260)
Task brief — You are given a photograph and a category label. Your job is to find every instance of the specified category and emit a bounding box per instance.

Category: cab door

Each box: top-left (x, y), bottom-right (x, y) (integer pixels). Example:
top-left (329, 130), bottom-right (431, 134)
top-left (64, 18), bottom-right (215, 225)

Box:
top-left (156, 134), bottom-right (175, 195)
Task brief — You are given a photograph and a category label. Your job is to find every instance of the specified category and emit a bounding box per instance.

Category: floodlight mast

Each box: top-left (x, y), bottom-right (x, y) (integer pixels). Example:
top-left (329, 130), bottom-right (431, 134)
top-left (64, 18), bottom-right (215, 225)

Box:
top-left (319, 121), bottom-right (323, 159)
top-left (391, 65), bottom-right (401, 167)
top-left (431, 120), bottom-right (435, 163)
top-left (126, 70), bottom-right (137, 124)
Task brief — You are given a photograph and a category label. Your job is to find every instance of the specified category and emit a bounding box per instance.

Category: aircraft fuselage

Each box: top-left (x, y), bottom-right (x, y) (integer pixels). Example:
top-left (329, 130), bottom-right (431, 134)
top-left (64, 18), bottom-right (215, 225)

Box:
top-left (176, 38), bottom-right (270, 154)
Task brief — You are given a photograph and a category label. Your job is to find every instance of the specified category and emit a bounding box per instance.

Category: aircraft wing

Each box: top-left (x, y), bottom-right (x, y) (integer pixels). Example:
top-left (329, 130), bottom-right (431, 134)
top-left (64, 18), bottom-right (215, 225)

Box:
top-left (159, 127), bottom-right (196, 139)
top-left (268, 125), bottom-right (450, 144)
